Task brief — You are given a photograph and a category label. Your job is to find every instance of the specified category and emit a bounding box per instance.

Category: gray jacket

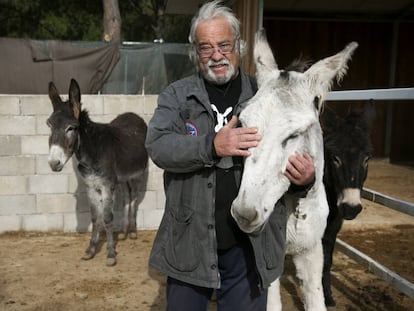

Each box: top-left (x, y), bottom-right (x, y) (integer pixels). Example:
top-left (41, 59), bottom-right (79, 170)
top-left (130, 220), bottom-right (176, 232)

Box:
top-left (145, 72), bottom-right (289, 289)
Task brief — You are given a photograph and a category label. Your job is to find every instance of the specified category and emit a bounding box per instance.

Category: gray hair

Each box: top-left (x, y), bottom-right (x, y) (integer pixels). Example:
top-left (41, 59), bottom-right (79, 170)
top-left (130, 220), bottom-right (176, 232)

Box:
top-left (188, 0), bottom-right (246, 65)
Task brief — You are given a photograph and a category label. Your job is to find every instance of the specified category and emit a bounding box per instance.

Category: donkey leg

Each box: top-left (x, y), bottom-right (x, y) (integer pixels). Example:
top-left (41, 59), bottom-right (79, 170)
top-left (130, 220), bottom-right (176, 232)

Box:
top-left (102, 186), bottom-right (117, 266)
top-left (118, 183), bottom-right (130, 240)
top-left (322, 235), bottom-right (337, 306)
top-left (83, 222), bottom-right (100, 260)
top-left (127, 179), bottom-right (141, 239)
top-left (128, 199), bottom-right (138, 239)
top-left (293, 242), bottom-right (326, 311)
top-left (322, 216), bottom-right (343, 307)
top-left (104, 222), bottom-right (116, 266)
top-left (266, 278), bottom-right (282, 311)
top-left (83, 196), bottom-right (101, 260)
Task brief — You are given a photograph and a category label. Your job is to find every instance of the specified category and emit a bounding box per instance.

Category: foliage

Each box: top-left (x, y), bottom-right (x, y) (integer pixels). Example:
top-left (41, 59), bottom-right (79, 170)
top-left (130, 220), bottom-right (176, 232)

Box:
top-left (0, 0), bottom-right (191, 42)
top-left (120, 0), bottom-right (191, 43)
top-left (0, 0), bottom-right (103, 40)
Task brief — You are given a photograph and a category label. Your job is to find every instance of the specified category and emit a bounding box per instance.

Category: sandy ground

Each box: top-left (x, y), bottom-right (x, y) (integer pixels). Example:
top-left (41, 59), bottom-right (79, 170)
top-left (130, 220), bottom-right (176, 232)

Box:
top-left (0, 158), bottom-right (413, 311)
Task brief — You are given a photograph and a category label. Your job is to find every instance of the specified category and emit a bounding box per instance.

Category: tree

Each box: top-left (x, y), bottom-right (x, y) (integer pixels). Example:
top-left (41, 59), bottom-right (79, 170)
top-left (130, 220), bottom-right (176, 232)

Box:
top-left (0, 0), bottom-right (102, 40)
top-left (153, 0), bottom-right (166, 41)
top-left (0, 0), bottom-right (191, 42)
top-left (102, 0), bottom-right (121, 42)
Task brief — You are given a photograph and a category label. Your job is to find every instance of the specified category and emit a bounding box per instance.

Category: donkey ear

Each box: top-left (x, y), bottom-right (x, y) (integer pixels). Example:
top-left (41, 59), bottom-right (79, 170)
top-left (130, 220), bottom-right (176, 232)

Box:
top-left (361, 99), bottom-right (376, 130)
top-left (69, 79), bottom-right (81, 119)
top-left (48, 82), bottom-right (61, 110)
top-left (254, 29), bottom-right (278, 88)
top-left (305, 42), bottom-right (358, 94)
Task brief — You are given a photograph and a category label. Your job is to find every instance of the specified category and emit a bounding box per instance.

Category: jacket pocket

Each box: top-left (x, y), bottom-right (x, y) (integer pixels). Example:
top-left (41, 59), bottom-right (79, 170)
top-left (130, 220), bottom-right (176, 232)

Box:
top-left (165, 208), bottom-right (201, 272)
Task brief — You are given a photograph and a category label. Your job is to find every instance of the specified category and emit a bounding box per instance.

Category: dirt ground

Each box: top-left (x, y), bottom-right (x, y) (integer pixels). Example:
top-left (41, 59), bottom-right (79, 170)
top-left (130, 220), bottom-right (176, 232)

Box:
top-left (1, 158), bottom-right (413, 311)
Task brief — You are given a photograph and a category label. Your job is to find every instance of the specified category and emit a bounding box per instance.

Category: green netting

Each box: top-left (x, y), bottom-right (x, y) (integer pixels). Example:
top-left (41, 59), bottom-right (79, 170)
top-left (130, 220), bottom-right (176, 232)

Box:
top-left (102, 42), bottom-right (196, 94)
top-left (0, 38), bottom-right (195, 94)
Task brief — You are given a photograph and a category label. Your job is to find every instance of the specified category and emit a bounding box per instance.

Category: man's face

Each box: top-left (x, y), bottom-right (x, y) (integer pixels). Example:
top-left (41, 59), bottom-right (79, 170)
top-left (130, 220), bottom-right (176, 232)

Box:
top-left (195, 17), bottom-right (240, 84)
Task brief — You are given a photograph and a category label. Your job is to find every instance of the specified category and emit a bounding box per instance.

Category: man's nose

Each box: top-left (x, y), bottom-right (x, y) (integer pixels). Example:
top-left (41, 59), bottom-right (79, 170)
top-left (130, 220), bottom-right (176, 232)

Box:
top-left (211, 48), bottom-right (225, 61)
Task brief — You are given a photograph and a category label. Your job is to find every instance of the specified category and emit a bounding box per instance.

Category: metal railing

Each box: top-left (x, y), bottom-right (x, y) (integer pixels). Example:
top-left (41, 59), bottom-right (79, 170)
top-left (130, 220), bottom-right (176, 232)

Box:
top-left (326, 87), bottom-right (414, 300)
top-left (326, 87), bottom-right (414, 101)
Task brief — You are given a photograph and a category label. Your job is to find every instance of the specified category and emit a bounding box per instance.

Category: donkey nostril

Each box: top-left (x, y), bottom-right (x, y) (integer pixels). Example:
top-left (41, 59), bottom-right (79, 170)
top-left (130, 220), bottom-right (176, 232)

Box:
top-left (48, 159), bottom-right (62, 171)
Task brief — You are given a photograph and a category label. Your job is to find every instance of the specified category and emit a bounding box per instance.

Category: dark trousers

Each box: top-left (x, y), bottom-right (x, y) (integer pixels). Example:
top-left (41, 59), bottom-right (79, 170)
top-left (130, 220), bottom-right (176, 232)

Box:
top-left (166, 242), bottom-right (267, 311)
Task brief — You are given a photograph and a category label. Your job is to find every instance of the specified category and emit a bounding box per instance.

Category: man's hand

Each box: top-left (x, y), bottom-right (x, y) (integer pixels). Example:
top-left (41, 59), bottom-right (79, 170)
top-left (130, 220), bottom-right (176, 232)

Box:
top-left (213, 116), bottom-right (261, 157)
top-left (285, 152), bottom-right (315, 186)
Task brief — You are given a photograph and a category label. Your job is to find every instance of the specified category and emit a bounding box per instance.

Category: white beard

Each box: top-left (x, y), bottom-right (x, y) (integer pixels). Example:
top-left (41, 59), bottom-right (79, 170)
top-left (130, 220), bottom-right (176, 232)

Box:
top-left (203, 59), bottom-right (235, 84)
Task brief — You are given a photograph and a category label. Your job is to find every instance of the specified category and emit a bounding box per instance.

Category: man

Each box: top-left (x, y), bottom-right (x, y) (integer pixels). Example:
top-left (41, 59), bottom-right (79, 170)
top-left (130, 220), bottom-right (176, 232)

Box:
top-left (145, 1), bottom-right (315, 310)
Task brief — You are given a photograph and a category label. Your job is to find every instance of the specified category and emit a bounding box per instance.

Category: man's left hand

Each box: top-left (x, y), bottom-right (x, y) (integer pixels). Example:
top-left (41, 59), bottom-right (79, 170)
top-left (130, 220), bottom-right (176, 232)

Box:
top-left (284, 152), bottom-right (315, 186)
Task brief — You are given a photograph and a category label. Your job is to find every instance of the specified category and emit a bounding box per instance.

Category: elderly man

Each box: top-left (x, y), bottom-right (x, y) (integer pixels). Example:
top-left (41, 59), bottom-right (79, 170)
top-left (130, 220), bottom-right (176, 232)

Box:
top-left (145, 1), bottom-right (315, 310)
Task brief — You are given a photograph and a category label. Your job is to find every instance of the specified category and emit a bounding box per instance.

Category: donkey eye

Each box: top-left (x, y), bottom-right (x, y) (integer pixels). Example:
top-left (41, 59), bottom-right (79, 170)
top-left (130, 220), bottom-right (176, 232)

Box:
top-left (363, 155), bottom-right (371, 167)
top-left (332, 155), bottom-right (342, 167)
top-left (281, 132), bottom-right (299, 148)
top-left (313, 96), bottom-right (321, 111)
top-left (65, 125), bottom-right (77, 133)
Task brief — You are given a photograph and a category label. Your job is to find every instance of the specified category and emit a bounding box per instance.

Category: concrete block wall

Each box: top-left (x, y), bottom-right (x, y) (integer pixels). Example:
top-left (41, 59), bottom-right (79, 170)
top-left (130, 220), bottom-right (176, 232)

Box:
top-left (0, 94), bottom-right (165, 233)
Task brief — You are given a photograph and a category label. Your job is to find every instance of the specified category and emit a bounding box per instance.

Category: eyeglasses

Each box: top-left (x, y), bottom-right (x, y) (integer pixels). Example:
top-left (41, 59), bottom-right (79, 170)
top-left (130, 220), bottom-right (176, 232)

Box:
top-left (196, 41), bottom-right (237, 58)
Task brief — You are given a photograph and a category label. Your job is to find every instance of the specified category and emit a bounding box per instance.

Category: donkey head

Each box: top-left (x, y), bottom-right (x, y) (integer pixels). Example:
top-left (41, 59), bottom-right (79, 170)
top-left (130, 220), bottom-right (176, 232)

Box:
top-left (47, 79), bottom-right (82, 172)
top-left (322, 101), bottom-right (375, 220)
top-left (231, 29), bottom-right (358, 233)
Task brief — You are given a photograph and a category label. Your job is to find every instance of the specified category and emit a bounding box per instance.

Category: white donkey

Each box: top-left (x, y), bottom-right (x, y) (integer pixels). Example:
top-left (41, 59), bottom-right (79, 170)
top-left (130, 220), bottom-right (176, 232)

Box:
top-left (231, 30), bottom-right (358, 310)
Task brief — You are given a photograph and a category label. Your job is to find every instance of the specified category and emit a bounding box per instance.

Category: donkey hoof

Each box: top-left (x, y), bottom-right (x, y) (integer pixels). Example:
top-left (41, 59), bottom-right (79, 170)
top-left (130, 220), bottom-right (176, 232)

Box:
top-left (118, 232), bottom-right (127, 240)
top-left (129, 231), bottom-right (137, 239)
top-left (106, 257), bottom-right (117, 266)
top-left (82, 252), bottom-right (94, 260)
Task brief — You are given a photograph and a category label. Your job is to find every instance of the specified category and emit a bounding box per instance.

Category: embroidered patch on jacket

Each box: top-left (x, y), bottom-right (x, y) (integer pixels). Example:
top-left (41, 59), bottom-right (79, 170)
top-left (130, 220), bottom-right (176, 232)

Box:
top-left (185, 122), bottom-right (198, 136)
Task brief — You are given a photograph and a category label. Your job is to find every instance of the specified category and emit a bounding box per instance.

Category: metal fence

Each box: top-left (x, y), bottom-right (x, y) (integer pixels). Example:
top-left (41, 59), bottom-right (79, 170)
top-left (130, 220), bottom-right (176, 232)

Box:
top-left (326, 87), bottom-right (414, 300)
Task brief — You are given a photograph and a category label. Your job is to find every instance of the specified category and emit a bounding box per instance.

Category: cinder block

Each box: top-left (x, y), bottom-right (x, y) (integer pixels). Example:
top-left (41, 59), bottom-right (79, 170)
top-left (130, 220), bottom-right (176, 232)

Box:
top-left (92, 114), bottom-right (117, 123)
top-left (144, 95), bottom-right (158, 115)
top-left (104, 95), bottom-right (145, 115)
top-left (21, 135), bottom-right (49, 155)
top-left (0, 116), bottom-right (36, 135)
top-left (148, 158), bottom-right (162, 172)
top-left (137, 209), bottom-right (144, 228)
top-left (139, 190), bottom-right (156, 210)
top-left (0, 96), bottom-right (20, 115)
top-left (0, 176), bottom-right (27, 195)
top-left (141, 209), bottom-right (163, 229)
top-left (36, 155), bottom-right (51, 174)
top-left (36, 193), bottom-right (77, 213)
top-left (0, 195), bottom-right (36, 215)
top-left (147, 170), bottom-right (164, 191)
top-left (156, 190), bottom-right (166, 210)
top-left (36, 115), bottom-right (50, 135)
top-left (81, 95), bottom-right (104, 114)
top-left (0, 136), bottom-right (21, 156)
top-left (0, 215), bottom-right (22, 232)
top-left (141, 114), bottom-right (152, 125)
top-left (22, 213), bottom-right (63, 231)
top-left (20, 95), bottom-right (51, 115)
top-left (63, 212), bottom-right (91, 233)
top-left (28, 174), bottom-right (68, 194)
top-left (0, 156), bottom-right (35, 176)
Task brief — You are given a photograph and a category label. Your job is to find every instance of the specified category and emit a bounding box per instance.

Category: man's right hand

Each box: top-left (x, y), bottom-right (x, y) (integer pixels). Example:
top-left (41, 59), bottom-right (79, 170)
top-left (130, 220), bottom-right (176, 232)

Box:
top-left (213, 116), bottom-right (261, 157)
